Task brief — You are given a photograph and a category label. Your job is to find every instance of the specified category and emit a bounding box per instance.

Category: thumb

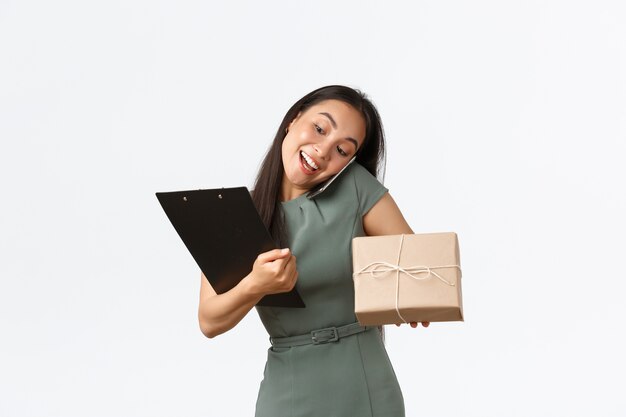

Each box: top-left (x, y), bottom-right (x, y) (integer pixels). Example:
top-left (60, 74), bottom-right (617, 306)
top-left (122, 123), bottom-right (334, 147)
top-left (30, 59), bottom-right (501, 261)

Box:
top-left (258, 248), bottom-right (290, 263)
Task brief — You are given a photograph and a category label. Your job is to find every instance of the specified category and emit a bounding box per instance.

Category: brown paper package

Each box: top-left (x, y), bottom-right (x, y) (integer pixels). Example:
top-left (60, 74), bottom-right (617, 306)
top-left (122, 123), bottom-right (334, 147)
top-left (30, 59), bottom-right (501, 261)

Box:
top-left (352, 232), bottom-right (463, 325)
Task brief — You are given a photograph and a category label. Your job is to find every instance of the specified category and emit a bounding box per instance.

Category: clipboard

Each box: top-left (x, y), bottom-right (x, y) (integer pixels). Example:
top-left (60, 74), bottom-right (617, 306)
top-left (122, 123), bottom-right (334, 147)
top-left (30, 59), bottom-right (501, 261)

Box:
top-left (156, 187), bottom-right (305, 308)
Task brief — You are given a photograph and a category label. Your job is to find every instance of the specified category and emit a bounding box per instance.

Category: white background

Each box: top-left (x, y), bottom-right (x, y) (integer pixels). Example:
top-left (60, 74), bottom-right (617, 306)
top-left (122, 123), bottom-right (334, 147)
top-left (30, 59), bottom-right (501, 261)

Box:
top-left (1, 1), bottom-right (625, 416)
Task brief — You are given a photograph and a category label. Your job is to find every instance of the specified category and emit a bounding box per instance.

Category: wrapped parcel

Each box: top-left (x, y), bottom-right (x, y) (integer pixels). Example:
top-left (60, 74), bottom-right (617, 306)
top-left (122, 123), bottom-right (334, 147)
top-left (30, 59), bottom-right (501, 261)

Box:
top-left (352, 233), bottom-right (463, 325)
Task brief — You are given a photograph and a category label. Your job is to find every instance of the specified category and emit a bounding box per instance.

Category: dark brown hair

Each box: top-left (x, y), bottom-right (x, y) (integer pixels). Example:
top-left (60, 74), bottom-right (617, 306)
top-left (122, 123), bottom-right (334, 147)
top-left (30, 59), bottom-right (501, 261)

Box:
top-left (251, 85), bottom-right (388, 341)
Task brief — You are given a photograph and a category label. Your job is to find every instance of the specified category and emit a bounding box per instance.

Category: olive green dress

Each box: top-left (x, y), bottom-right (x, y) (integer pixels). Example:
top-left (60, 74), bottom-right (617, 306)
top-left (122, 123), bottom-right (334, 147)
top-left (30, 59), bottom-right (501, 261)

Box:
top-left (254, 162), bottom-right (405, 417)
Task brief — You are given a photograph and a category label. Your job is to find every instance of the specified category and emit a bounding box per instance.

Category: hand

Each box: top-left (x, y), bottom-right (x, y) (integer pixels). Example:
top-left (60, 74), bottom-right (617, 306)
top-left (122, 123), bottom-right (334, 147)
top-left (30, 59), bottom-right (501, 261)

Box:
top-left (246, 248), bottom-right (298, 297)
top-left (395, 321), bottom-right (430, 328)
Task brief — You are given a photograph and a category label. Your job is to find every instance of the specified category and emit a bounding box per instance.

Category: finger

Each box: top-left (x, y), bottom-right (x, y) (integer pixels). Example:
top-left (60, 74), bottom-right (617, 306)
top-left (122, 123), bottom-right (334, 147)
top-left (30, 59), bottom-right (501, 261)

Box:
top-left (272, 253), bottom-right (295, 272)
top-left (410, 322), bottom-right (417, 328)
top-left (281, 254), bottom-right (297, 273)
top-left (422, 322), bottom-right (430, 327)
top-left (258, 248), bottom-right (290, 263)
top-left (285, 259), bottom-right (298, 278)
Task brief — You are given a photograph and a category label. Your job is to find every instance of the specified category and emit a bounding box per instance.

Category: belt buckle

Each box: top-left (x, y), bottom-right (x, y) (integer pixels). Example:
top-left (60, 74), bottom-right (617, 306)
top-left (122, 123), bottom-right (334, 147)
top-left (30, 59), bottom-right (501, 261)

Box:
top-left (311, 326), bottom-right (339, 345)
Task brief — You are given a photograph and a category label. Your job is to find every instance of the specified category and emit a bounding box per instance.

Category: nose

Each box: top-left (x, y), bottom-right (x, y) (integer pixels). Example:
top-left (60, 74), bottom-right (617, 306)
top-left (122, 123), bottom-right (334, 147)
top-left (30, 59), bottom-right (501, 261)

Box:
top-left (313, 141), bottom-right (332, 161)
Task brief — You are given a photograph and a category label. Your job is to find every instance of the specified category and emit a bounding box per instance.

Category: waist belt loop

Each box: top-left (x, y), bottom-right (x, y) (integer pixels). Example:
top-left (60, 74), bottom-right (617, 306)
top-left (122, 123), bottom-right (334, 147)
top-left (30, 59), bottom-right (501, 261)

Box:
top-left (269, 322), bottom-right (373, 348)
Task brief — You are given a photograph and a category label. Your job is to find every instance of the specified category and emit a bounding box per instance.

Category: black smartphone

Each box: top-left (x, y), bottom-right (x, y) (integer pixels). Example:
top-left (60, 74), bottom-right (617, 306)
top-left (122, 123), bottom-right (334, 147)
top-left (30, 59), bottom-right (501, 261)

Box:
top-left (306, 156), bottom-right (356, 199)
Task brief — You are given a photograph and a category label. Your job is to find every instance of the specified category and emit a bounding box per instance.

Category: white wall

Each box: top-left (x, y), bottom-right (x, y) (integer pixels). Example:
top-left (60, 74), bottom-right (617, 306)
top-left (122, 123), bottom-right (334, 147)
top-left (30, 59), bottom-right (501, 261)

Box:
top-left (1, 1), bottom-right (624, 416)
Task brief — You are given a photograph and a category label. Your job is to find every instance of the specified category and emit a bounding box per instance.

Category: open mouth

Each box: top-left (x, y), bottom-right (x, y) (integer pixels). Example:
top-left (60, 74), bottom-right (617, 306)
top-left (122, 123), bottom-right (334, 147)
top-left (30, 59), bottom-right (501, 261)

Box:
top-left (300, 150), bottom-right (319, 172)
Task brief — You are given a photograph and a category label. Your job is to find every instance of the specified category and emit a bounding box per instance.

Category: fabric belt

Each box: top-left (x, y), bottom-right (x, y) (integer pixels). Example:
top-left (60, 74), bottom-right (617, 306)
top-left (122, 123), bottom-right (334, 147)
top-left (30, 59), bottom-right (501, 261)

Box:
top-left (269, 322), bottom-right (374, 348)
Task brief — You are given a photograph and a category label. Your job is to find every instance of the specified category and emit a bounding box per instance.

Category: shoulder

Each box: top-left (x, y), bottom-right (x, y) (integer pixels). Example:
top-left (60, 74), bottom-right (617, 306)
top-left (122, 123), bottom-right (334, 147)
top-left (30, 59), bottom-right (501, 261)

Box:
top-left (346, 161), bottom-right (376, 179)
top-left (322, 161), bottom-right (381, 194)
top-left (340, 161), bottom-right (384, 190)
top-left (353, 161), bottom-right (386, 189)
top-left (330, 162), bottom-right (389, 216)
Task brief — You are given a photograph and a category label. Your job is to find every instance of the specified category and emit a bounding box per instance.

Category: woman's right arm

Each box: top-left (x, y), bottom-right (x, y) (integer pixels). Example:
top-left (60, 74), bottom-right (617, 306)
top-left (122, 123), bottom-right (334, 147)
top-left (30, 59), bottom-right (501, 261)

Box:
top-left (198, 248), bottom-right (298, 338)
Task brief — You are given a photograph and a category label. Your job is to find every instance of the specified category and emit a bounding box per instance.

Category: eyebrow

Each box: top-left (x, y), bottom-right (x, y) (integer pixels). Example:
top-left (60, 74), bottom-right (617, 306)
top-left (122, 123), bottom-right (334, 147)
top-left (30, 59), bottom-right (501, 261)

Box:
top-left (318, 112), bottom-right (359, 151)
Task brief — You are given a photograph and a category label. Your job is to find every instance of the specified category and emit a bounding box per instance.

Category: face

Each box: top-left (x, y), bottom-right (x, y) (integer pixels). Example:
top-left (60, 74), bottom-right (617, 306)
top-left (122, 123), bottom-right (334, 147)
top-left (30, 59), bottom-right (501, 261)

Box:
top-left (281, 99), bottom-right (366, 200)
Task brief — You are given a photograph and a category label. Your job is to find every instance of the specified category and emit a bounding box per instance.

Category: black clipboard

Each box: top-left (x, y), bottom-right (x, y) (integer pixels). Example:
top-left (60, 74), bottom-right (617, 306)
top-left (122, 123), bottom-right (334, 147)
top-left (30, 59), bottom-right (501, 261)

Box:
top-left (156, 187), bottom-right (305, 308)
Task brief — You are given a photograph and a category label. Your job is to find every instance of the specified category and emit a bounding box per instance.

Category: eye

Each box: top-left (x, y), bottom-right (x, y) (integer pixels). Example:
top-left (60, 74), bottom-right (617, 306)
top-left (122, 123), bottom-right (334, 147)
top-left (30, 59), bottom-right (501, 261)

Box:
top-left (337, 146), bottom-right (348, 157)
top-left (314, 123), bottom-right (324, 135)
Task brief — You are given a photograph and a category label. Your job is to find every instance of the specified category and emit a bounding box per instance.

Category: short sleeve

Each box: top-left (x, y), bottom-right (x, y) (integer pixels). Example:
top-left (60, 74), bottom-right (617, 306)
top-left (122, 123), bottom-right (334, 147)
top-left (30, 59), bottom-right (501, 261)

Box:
top-left (350, 163), bottom-right (389, 216)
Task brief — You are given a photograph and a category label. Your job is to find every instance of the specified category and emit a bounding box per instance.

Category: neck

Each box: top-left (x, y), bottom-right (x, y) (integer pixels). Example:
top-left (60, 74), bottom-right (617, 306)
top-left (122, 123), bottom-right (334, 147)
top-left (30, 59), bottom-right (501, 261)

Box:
top-left (280, 177), bottom-right (309, 202)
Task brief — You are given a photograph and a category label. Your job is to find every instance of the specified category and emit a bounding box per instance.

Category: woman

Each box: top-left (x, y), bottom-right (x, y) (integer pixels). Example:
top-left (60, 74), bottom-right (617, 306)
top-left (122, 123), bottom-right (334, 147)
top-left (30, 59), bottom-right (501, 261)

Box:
top-left (198, 85), bottom-right (428, 417)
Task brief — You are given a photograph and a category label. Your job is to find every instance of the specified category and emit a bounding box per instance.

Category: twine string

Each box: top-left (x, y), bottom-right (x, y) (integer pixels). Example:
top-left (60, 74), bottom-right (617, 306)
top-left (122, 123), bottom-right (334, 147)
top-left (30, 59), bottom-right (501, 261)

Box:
top-left (353, 234), bottom-right (461, 323)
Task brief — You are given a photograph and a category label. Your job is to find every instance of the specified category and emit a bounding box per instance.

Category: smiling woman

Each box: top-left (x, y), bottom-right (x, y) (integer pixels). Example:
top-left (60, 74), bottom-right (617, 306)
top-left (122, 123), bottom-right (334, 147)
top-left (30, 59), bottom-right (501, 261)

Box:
top-left (197, 85), bottom-right (421, 417)
top-left (280, 99), bottom-right (366, 201)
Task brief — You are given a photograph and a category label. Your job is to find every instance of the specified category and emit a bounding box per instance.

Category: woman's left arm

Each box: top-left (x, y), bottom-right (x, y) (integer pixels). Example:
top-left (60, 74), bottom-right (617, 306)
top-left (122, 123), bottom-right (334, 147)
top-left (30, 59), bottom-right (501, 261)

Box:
top-left (363, 192), bottom-right (413, 236)
top-left (362, 192), bottom-right (430, 329)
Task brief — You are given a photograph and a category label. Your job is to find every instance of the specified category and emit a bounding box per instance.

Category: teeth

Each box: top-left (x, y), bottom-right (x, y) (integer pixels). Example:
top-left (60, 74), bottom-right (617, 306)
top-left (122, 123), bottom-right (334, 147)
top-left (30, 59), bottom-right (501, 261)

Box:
top-left (300, 151), bottom-right (319, 170)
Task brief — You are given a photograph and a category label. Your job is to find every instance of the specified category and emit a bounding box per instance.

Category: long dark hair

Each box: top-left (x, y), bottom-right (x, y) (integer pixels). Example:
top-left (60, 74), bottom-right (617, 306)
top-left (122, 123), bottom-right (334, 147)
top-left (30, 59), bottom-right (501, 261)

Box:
top-left (251, 85), bottom-right (388, 342)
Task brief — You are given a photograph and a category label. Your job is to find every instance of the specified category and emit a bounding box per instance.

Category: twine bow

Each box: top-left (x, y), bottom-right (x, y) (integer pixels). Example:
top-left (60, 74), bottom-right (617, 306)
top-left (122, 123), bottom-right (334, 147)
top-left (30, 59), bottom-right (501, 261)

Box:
top-left (352, 234), bottom-right (462, 323)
